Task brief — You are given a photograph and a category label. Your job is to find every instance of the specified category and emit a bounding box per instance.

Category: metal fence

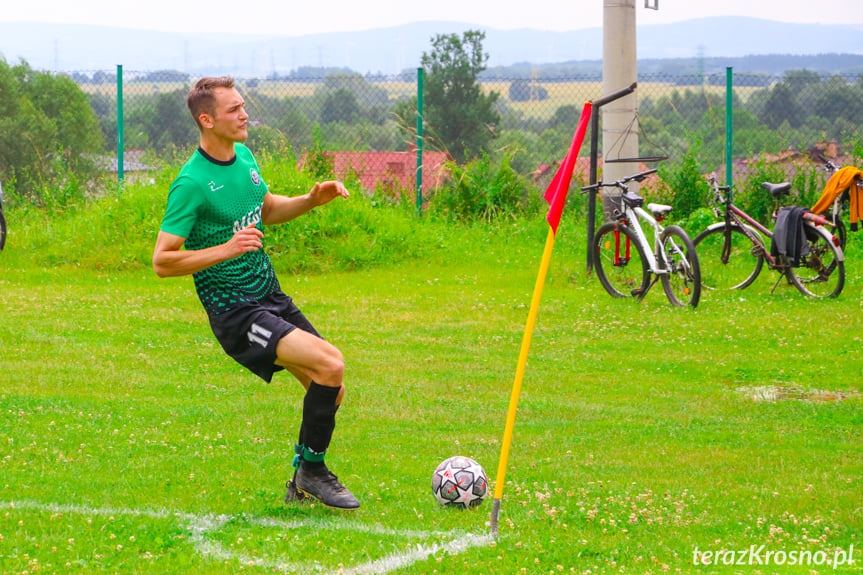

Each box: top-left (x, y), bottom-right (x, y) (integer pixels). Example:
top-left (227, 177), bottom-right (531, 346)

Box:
top-left (78, 68), bottom-right (863, 205)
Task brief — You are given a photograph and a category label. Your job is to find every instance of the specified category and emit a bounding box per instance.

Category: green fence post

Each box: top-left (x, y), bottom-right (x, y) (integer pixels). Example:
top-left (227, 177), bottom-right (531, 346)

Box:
top-left (725, 67), bottom-right (733, 197)
top-left (416, 67), bottom-right (424, 217)
top-left (116, 64), bottom-right (124, 190)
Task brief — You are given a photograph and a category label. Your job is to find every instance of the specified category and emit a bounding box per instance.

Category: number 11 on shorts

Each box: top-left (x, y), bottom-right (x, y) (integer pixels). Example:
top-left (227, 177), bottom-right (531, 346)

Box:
top-left (247, 323), bottom-right (272, 347)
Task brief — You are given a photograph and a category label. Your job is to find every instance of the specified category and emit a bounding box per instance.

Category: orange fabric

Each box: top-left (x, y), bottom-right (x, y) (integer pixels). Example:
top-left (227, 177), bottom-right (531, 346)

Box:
top-left (811, 166), bottom-right (863, 225)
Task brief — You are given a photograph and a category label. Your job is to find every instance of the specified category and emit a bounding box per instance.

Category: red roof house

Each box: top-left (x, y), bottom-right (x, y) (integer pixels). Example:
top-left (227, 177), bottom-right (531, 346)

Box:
top-left (300, 150), bottom-right (451, 198)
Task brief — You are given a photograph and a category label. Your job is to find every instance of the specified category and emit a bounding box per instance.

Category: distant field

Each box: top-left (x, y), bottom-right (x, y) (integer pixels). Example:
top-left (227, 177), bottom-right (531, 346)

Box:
top-left (79, 78), bottom-right (768, 120)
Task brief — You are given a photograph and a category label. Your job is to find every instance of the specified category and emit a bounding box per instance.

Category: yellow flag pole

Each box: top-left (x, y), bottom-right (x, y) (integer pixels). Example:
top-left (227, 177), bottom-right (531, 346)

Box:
top-left (490, 225), bottom-right (557, 538)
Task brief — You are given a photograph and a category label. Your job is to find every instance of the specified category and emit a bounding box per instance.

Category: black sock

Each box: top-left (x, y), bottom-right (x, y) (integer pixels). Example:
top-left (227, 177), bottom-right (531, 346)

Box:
top-left (302, 404), bottom-right (340, 471)
top-left (301, 382), bottom-right (340, 463)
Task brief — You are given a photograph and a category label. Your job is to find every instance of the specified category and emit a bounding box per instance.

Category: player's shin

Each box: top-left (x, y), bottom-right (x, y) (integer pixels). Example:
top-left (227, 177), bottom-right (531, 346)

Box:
top-left (300, 381), bottom-right (340, 467)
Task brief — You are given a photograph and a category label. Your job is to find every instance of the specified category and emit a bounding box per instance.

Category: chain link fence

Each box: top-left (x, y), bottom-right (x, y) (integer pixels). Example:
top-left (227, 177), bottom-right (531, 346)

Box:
top-left (73, 68), bottom-right (863, 214)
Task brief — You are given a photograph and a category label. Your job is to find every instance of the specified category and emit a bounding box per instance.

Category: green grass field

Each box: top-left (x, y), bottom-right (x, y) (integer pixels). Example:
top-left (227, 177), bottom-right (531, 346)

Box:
top-left (0, 178), bottom-right (861, 574)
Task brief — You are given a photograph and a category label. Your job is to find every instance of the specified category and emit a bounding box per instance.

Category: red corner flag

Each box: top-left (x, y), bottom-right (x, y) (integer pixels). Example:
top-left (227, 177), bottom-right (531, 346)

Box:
top-left (543, 102), bottom-right (593, 234)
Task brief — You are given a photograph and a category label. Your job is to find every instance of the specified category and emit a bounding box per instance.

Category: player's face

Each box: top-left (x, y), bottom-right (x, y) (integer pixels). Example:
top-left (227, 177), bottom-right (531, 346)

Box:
top-left (208, 87), bottom-right (248, 142)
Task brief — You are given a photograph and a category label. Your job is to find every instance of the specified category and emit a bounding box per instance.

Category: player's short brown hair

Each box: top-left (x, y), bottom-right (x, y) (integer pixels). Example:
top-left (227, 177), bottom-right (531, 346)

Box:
top-left (187, 76), bottom-right (236, 130)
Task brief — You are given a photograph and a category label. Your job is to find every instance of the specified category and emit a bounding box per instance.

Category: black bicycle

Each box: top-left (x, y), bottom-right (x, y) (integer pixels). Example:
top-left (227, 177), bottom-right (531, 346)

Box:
top-left (693, 175), bottom-right (845, 298)
top-left (0, 182), bottom-right (6, 252)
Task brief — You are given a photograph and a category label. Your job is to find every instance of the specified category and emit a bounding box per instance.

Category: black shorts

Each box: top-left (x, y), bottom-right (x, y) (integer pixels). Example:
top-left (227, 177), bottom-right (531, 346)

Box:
top-left (208, 289), bottom-right (322, 383)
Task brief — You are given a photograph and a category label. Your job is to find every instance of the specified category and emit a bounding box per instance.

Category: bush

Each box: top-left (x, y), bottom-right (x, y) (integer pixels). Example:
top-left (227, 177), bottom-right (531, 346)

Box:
top-left (676, 207), bottom-right (717, 239)
top-left (430, 151), bottom-right (541, 223)
top-left (304, 124), bottom-right (335, 180)
top-left (655, 141), bottom-right (710, 219)
top-left (736, 156), bottom-right (792, 224)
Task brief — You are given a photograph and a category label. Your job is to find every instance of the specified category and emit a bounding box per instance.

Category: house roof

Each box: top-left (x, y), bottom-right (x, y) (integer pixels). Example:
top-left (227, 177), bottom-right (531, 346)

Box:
top-left (534, 156), bottom-right (658, 187)
top-left (299, 150), bottom-right (450, 196)
top-left (533, 157), bottom-right (593, 184)
top-left (726, 141), bottom-right (848, 183)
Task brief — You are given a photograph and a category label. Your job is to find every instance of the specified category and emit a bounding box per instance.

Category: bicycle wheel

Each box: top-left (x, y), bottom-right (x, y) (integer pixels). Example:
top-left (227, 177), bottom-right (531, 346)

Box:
top-left (659, 225), bottom-right (701, 308)
top-left (693, 223), bottom-right (764, 290)
top-left (787, 224), bottom-right (845, 298)
top-left (593, 221), bottom-right (649, 299)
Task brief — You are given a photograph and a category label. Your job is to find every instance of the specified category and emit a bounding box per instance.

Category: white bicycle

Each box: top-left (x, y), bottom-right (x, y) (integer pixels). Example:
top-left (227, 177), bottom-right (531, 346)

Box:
top-left (585, 168), bottom-right (701, 308)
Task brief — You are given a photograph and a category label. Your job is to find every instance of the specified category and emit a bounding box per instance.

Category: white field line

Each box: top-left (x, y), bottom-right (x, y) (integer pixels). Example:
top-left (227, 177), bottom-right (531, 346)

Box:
top-left (2, 500), bottom-right (494, 574)
top-left (329, 534), bottom-right (495, 575)
top-left (247, 514), bottom-right (455, 539)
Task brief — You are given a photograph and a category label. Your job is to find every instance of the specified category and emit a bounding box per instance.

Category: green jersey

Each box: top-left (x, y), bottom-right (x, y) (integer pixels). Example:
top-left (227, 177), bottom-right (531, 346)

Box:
top-left (160, 144), bottom-right (278, 316)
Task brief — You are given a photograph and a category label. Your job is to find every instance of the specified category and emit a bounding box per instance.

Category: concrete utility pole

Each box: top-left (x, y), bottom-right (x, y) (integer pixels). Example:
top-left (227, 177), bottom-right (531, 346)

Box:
top-left (602, 0), bottom-right (639, 221)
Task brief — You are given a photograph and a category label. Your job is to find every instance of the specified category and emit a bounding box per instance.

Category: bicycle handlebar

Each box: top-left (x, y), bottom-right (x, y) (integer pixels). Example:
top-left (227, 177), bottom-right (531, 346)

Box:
top-left (706, 174), bottom-right (732, 206)
top-left (581, 168), bottom-right (658, 193)
top-left (816, 153), bottom-right (840, 173)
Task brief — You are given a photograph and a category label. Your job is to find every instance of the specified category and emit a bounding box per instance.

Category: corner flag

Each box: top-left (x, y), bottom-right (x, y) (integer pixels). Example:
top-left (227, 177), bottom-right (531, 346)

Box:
top-left (490, 102), bottom-right (592, 538)
top-left (544, 102), bottom-right (594, 234)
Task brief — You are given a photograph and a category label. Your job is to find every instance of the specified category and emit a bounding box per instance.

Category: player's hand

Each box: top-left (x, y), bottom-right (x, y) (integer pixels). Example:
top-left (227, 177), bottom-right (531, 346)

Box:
top-left (310, 180), bottom-right (350, 206)
top-left (225, 222), bottom-right (263, 258)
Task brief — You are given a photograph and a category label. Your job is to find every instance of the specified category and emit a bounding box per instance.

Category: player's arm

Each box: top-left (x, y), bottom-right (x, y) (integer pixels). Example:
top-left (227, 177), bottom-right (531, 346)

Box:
top-left (261, 181), bottom-right (350, 226)
top-left (152, 225), bottom-right (263, 278)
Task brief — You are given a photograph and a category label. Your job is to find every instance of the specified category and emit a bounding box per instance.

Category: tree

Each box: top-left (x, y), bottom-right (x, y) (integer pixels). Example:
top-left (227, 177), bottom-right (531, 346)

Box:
top-left (813, 82), bottom-right (863, 125)
top-left (0, 61), bottom-right (102, 204)
top-left (783, 69), bottom-right (821, 93)
top-left (509, 78), bottom-right (548, 102)
top-left (759, 82), bottom-right (804, 129)
top-left (322, 72), bottom-right (388, 106)
top-left (548, 104), bottom-right (581, 131)
top-left (421, 30), bottom-right (500, 163)
top-left (148, 89), bottom-right (197, 150)
top-left (19, 65), bottom-right (102, 159)
top-left (320, 88), bottom-right (361, 124)
top-left (141, 70), bottom-right (190, 83)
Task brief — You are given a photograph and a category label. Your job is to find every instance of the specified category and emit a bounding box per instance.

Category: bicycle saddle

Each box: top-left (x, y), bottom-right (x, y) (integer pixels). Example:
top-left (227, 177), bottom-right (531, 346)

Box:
top-left (761, 181), bottom-right (792, 198)
top-left (647, 203), bottom-right (673, 215)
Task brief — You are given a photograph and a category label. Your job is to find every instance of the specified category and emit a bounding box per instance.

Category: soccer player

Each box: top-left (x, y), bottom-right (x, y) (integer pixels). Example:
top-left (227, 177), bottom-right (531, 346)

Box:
top-left (153, 76), bottom-right (359, 510)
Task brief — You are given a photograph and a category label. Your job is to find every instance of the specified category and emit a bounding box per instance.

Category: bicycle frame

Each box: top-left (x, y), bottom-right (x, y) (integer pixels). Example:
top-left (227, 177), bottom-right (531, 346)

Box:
top-left (595, 167), bottom-right (694, 279)
top-left (725, 204), bottom-right (776, 266)
top-left (711, 183), bottom-right (841, 269)
top-left (590, 168), bottom-right (701, 306)
top-left (618, 205), bottom-right (670, 274)
top-left (697, 173), bottom-right (845, 298)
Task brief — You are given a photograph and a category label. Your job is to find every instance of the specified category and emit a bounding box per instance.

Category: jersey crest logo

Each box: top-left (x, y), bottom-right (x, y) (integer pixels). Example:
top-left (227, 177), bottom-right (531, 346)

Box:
top-left (250, 168), bottom-right (261, 186)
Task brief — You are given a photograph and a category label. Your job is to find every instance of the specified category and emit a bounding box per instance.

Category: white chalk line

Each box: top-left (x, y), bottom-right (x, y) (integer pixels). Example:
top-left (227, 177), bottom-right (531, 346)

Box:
top-left (2, 500), bottom-right (494, 574)
top-left (331, 534), bottom-right (495, 575)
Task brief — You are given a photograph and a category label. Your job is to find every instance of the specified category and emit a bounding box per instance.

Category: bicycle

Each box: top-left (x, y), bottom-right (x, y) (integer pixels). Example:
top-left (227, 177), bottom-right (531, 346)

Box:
top-left (811, 154), bottom-right (863, 250)
top-left (585, 168), bottom-right (701, 308)
top-left (0, 181), bottom-right (6, 252)
top-left (693, 175), bottom-right (845, 298)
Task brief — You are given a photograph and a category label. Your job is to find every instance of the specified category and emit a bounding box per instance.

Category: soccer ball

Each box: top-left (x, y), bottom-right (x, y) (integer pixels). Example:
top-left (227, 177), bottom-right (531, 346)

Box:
top-left (431, 456), bottom-right (489, 509)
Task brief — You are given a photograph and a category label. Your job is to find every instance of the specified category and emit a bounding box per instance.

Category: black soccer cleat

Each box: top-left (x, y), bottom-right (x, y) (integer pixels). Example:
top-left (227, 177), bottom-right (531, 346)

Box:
top-left (294, 464), bottom-right (360, 510)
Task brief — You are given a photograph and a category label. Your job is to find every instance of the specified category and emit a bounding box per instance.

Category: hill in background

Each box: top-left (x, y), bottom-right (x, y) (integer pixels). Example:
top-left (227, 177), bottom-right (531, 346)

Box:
top-left (0, 17), bottom-right (862, 76)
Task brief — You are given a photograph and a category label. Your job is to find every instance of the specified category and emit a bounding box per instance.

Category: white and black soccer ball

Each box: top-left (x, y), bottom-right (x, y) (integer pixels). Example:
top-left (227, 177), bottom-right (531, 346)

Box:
top-left (431, 456), bottom-right (489, 509)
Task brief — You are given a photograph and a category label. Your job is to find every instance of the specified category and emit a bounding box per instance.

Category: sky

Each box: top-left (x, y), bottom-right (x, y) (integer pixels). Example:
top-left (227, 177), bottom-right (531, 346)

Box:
top-left (0, 0), bottom-right (859, 36)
